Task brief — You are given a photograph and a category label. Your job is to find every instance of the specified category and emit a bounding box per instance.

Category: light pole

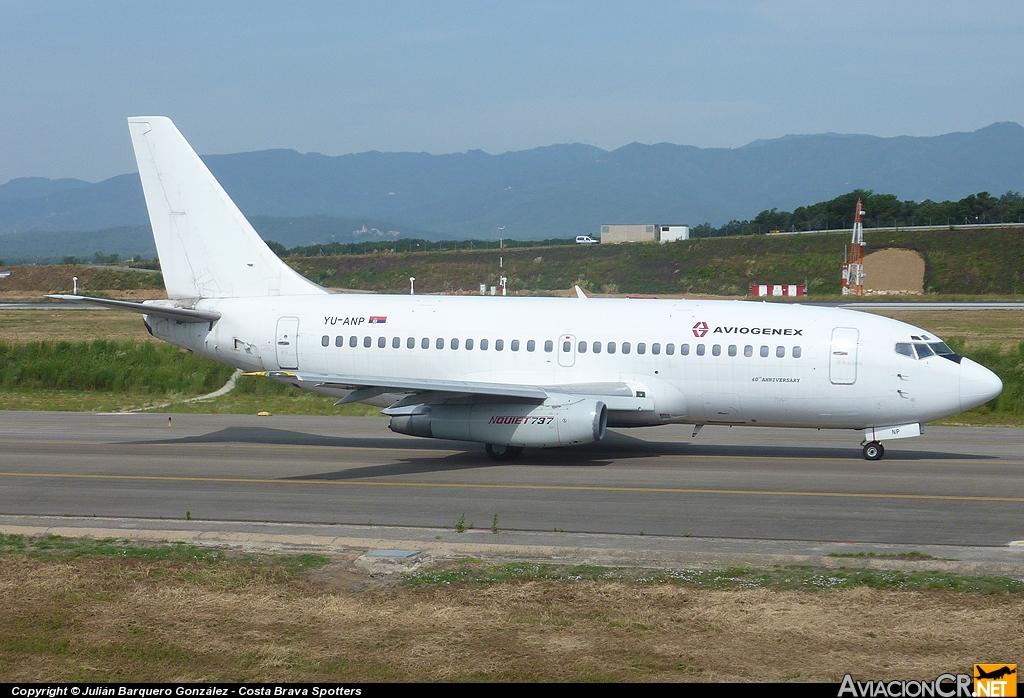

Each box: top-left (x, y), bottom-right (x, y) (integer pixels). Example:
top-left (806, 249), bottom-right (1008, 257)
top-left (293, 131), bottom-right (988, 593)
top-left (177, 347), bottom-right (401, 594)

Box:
top-left (498, 226), bottom-right (506, 296)
top-left (409, 277), bottom-right (415, 295)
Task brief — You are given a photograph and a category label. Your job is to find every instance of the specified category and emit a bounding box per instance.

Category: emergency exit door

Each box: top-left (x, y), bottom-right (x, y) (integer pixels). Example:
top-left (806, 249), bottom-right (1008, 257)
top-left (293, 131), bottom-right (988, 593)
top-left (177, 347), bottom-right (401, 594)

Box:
top-left (276, 317), bottom-right (300, 370)
top-left (557, 334), bottom-right (576, 367)
top-left (829, 327), bottom-right (859, 385)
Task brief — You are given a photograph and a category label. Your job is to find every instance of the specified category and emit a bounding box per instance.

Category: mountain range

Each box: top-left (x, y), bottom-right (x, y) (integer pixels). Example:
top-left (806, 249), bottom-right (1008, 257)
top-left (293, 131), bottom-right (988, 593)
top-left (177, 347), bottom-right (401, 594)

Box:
top-left (1, 122), bottom-right (1022, 260)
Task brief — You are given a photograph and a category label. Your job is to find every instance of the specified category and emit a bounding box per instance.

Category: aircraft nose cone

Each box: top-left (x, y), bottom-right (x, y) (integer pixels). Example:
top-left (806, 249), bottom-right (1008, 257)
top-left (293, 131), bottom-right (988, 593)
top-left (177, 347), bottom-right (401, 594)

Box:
top-left (960, 357), bottom-right (1002, 411)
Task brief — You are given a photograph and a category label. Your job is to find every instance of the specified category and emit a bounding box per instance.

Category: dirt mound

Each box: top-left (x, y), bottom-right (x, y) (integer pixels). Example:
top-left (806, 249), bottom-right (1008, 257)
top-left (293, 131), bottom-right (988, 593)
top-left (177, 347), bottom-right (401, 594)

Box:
top-left (863, 248), bottom-right (924, 294)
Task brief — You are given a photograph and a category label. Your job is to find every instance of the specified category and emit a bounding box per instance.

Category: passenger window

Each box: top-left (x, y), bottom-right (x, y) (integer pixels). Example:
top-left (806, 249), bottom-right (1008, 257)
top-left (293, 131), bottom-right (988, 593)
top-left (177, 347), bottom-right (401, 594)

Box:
top-left (392, 337), bottom-right (400, 349)
top-left (776, 346), bottom-right (785, 358)
top-left (696, 344), bottom-right (705, 356)
top-left (421, 337), bottom-right (430, 349)
top-left (578, 341), bottom-right (587, 353)
top-left (728, 345), bottom-right (737, 357)
top-left (793, 346), bottom-right (802, 358)
top-left (321, 335), bottom-right (329, 347)
top-left (466, 338), bottom-right (474, 350)
top-left (681, 343), bottom-right (690, 356)
top-left (563, 340), bottom-right (571, 352)
top-left (363, 336), bottom-right (372, 348)
top-left (350, 336), bottom-right (358, 348)
top-left (527, 340), bottom-right (535, 352)
top-left (760, 345), bottom-right (769, 358)
top-left (895, 342), bottom-right (913, 358)
top-left (608, 341), bottom-right (616, 354)
top-left (335, 336), bottom-right (343, 347)
top-left (666, 343), bottom-right (674, 355)
top-left (593, 341), bottom-right (602, 354)
top-left (407, 337), bottom-right (415, 349)
top-left (622, 342), bottom-right (631, 354)
top-left (744, 345), bottom-right (753, 357)
top-left (451, 338), bottom-right (459, 350)
top-left (652, 343), bottom-right (660, 355)
top-left (637, 343), bottom-right (646, 355)
top-left (511, 339), bottom-right (520, 351)
top-left (496, 339), bottom-right (504, 351)
top-left (914, 343), bottom-right (934, 359)
top-left (436, 338), bottom-right (444, 350)
top-left (378, 336), bottom-right (386, 349)
top-left (544, 340), bottom-right (553, 352)
top-left (712, 344), bottom-right (721, 356)
top-left (481, 339), bottom-right (489, 350)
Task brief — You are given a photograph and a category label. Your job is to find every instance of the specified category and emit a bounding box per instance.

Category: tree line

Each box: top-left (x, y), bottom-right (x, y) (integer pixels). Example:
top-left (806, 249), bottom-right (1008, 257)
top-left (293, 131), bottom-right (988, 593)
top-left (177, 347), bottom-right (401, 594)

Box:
top-left (691, 190), bottom-right (1024, 237)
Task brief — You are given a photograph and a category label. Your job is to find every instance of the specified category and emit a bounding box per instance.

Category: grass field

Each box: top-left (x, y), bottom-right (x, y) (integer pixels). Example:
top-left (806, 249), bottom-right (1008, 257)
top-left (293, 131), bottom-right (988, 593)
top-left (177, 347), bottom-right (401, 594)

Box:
top-left (1, 535), bottom-right (1021, 682)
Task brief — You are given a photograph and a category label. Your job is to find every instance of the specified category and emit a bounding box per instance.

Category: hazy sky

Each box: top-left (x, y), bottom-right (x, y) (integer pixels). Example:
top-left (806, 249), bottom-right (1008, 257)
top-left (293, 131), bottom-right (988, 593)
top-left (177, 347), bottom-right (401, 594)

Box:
top-left (1, 1), bottom-right (1022, 183)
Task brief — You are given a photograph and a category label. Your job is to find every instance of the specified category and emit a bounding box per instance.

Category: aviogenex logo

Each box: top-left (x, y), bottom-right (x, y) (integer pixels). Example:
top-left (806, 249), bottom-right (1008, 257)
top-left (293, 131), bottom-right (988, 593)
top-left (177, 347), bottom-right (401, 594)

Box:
top-left (691, 320), bottom-right (803, 338)
top-left (975, 665), bottom-right (1017, 697)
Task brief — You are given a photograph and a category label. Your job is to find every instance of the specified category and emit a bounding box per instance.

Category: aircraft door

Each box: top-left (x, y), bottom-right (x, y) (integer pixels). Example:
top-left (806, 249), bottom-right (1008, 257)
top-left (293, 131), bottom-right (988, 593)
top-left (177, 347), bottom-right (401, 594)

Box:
top-left (276, 316), bottom-right (300, 370)
top-left (557, 334), bottom-right (576, 367)
top-left (829, 327), bottom-right (859, 385)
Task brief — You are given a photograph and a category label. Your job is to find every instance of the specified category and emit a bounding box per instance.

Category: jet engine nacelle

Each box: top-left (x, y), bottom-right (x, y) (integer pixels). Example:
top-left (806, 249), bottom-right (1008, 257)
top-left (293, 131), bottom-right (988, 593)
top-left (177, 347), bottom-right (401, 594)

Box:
top-left (389, 398), bottom-right (608, 448)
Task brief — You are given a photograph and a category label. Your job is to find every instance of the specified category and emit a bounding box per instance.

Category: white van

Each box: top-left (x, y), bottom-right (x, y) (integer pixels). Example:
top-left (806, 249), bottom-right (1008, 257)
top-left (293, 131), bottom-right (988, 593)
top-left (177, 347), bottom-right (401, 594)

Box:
top-left (575, 235), bottom-right (598, 244)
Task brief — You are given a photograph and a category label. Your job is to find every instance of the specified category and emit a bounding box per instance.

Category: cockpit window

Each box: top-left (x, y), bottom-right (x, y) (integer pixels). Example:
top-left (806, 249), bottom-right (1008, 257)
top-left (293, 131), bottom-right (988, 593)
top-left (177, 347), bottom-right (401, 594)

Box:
top-left (897, 340), bottom-right (962, 362)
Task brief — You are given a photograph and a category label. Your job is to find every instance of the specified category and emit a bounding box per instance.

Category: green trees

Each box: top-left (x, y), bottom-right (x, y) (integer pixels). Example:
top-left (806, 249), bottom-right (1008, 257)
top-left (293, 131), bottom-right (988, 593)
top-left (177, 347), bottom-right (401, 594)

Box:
top-left (692, 190), bottom-right (1024, 237)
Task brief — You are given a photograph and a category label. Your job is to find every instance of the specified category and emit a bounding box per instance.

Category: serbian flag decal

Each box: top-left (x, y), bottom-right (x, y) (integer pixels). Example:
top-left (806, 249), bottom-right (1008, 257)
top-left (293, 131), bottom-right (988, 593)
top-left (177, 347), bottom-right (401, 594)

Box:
top-left (369, 316), bottom-right (387, 324)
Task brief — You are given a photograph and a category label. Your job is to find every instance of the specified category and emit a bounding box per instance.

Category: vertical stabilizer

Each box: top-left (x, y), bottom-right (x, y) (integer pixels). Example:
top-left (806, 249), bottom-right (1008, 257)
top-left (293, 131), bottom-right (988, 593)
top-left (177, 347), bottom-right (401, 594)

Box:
top-left (128, 117), bottom-right (326, 299)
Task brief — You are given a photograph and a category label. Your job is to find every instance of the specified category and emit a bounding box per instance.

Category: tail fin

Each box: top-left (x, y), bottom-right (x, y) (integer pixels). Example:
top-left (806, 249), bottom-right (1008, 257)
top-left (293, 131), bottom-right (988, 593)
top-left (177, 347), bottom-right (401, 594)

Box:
top-left (128, 117), bottom-right (326, 299)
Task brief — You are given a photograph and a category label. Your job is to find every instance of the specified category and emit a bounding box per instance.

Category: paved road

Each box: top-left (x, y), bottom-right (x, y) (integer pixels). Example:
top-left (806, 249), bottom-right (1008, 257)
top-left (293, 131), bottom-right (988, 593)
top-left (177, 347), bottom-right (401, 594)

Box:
top-left (1, 412), bottom-right (1022, 548)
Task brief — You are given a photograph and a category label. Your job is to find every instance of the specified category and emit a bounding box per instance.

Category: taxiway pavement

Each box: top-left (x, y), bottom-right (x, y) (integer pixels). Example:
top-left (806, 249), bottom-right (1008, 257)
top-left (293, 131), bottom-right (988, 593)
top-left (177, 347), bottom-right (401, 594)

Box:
top-left (1, 412), bottom-right (1022, 560)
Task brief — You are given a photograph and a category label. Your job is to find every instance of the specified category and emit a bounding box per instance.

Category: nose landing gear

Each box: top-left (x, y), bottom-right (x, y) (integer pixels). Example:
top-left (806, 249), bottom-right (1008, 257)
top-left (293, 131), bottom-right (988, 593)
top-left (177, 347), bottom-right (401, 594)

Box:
top-left (862, 441), bottom-right (885, 461)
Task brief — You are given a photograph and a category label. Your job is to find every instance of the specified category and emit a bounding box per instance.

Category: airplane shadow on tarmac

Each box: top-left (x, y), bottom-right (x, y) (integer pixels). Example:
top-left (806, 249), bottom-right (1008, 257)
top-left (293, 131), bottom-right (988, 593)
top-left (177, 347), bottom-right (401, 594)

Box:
top-left (130, 426), bottom-right (992, 481)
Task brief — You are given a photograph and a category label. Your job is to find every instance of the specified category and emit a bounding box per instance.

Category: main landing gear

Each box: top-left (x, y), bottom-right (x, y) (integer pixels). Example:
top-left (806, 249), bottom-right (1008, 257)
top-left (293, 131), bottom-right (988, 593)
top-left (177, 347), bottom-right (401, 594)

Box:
top-left (862, 441), bottom-right (885, 461)
top-left (485, 444), bottom-right (524, 461)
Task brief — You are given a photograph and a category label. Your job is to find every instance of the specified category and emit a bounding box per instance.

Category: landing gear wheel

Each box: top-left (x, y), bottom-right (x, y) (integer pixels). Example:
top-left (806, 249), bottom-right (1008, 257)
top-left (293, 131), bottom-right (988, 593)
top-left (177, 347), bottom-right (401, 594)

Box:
top-left (485, 444), bottom-right (524, 461)
top-left (862, 441), bottom-right (884, 461)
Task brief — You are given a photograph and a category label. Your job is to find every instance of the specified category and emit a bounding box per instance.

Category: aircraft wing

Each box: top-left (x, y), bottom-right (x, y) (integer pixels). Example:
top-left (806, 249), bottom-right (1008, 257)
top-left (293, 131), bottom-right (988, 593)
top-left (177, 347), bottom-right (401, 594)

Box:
top-left (243, 370), bottom-right (653, 410)
top-left (47, 294), bottom-right (221, 323)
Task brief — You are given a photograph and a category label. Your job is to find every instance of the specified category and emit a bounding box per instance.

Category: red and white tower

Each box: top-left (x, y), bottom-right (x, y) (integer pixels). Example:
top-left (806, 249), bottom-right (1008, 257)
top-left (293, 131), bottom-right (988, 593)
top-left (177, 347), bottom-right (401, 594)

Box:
top-left (842, 199), bottom-right (866, 295)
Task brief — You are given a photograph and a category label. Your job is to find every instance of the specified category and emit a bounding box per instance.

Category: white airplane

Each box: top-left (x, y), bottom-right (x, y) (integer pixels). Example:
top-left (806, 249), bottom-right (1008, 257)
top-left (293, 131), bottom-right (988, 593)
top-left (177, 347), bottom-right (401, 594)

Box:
top-left (52, 117), bottom-right (1002, 461)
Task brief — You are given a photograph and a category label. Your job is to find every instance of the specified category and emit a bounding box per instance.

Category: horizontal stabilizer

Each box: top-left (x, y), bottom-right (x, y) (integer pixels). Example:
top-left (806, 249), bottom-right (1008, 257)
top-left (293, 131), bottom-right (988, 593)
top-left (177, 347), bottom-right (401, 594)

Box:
top-left (47, 294), bottom-right (220, 323)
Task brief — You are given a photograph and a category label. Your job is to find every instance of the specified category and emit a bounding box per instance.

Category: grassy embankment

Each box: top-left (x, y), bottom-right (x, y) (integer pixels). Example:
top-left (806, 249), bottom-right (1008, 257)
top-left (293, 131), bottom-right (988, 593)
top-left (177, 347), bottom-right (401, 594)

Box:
top-left (289, 226), bottom-right (1024, 296)
top-left (0, 339), bottom-right (377, 415)
top-left (1, 533), bottom-right (1022, 682)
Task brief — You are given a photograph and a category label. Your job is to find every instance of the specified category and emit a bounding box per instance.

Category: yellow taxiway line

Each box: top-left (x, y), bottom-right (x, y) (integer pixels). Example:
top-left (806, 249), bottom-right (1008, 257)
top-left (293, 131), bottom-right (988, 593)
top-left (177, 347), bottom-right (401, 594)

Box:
top-left (1, 471), bottom-right (1022, 503)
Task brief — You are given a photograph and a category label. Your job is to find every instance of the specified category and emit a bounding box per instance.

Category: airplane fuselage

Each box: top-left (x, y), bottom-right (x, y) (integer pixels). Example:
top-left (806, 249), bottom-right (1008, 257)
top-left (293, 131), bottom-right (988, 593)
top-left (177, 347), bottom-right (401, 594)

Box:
top-left (145, 293), bottom-right (994, 431)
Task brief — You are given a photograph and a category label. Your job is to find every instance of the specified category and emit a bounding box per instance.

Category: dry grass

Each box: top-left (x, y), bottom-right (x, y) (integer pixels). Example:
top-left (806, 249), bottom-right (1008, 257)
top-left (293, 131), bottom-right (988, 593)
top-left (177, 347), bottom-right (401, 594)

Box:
top-left (0, 309), bottom-right (153, 343)
top-left (1, 554), bottom-right (1022, 682)
top-left (861, 309), bottom-right (1024, 351)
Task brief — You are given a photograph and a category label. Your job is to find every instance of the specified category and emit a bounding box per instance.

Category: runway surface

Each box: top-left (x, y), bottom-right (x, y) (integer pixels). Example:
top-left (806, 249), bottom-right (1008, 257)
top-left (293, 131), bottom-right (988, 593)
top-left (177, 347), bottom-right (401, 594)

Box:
top-left (1, 412), bottom-right (1023, 552)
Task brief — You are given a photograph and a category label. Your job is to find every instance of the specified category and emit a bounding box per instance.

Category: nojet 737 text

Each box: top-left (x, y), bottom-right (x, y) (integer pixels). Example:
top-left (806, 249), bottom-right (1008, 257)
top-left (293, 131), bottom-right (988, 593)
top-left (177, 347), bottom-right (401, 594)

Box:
top-left (51, 117), bottom-right (1003, 462)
